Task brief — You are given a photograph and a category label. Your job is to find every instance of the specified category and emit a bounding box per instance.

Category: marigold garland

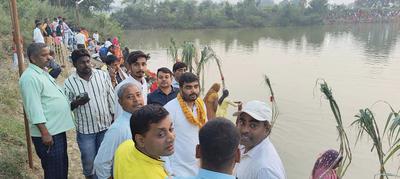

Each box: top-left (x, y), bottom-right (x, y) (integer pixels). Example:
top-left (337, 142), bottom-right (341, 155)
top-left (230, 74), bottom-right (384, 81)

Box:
top-left (177, 93), bottom-right (207, 128)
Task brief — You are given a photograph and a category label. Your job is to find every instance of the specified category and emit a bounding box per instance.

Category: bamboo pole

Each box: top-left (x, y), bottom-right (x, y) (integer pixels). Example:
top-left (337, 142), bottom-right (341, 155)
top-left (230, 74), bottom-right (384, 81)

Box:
top-left (10, 0), bottom-right (33, 169)
top-left (76, 1), bottom-right (80, 27)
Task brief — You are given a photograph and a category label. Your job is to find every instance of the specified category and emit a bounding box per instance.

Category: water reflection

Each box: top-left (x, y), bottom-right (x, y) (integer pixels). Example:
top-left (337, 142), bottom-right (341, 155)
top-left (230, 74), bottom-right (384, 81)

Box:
top-left (350, 23), bottom-right (400, 62)
top-left (124, 23), bottom-right (400, 63)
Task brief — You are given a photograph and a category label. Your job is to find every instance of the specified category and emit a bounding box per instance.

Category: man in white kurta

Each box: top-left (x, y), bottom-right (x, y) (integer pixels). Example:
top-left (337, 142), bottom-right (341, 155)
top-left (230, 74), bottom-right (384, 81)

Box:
top-left (233, 100), bottom-right (286, 179)
top-left (163, 72), bottom-right (207, 177)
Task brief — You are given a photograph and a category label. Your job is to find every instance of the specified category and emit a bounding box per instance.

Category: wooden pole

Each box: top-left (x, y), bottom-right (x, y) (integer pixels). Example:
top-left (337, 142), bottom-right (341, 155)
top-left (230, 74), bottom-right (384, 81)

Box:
top-left (76, 2), bottom-right (80, 27)
top-left (9, 0), bottom-right (33, 169)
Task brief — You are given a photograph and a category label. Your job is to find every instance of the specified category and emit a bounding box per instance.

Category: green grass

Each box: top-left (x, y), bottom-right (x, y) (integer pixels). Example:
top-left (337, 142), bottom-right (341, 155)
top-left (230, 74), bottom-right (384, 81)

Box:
top-left (0, 114), bottom-right (31, 179)
top-left (0, 49), bottom-right (32, 178)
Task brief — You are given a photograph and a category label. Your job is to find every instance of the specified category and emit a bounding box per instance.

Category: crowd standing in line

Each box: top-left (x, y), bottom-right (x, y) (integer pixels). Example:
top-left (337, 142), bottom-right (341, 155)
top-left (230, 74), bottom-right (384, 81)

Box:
top-left (18, 17), bottom-right (349, 179)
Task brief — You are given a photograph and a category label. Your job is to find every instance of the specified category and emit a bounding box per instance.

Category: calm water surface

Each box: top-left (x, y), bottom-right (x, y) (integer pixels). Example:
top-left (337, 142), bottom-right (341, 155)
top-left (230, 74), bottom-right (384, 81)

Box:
top-left (124, 24), bottom-right (400, 178)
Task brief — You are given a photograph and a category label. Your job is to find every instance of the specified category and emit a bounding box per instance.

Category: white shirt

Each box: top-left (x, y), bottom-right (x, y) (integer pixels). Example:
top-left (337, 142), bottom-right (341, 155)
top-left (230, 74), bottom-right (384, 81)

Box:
top-left (104, 41), bottom-right (112, 48)
top-left (51, 21), bottom-right (58, 31)
top-left (94, 110), bottom-right (132, 179)
top-left (114, 75), bottom-right (148, 119)
top-left (163, 98), bottom-right (206, 177)
top-left (93, 33), bottom-right (99, 42)
top-left (234, 138), bottom-right (286, 179)
top-left (172, 79), bottom-right (179, 88)
top-left (33, 27), bottom-right (44, 43)
top-left (75, 33), bottom-right (86, 45)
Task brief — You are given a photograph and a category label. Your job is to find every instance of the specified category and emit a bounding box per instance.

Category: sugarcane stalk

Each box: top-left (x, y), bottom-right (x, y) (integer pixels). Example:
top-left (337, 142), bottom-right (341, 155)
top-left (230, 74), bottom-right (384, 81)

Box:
top-left (317, 79), bottom-right (352, 177)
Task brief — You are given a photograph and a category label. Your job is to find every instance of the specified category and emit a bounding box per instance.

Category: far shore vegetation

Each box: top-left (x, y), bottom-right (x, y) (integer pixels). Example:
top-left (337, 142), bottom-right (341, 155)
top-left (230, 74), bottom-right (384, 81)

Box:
top-left (113, 0), bottom-right (400, 29)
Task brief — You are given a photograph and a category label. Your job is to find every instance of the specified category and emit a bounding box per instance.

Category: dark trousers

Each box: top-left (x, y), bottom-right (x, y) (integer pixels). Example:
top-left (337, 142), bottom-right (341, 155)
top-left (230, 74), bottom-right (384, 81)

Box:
top-left (32, 132), bottom-right (68, 179)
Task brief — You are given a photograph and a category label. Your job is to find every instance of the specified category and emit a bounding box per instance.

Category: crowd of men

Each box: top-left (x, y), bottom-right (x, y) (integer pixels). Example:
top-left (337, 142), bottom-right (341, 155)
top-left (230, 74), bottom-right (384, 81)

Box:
top-left (19, 37), bottom-right (343, 178)
top-left (19, 41), bottom-right (289, 179)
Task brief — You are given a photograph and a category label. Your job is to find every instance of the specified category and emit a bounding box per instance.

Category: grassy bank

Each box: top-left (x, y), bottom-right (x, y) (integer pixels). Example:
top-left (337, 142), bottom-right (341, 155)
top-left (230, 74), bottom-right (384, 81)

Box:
top-left (0, 57), bottom-right (35, 178)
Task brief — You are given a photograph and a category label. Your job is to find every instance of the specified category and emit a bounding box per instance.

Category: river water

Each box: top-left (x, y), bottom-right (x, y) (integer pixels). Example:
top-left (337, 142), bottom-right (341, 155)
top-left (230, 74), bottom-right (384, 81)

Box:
top-left (123, 23), bottom-right (400, 178)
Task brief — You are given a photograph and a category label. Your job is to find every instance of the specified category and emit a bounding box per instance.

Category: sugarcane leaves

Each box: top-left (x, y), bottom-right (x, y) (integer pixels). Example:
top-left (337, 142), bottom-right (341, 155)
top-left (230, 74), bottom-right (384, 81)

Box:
top-left (352, 109), bottom-right (382, 152)
top-left (383, 108), bottom-right (400, 165)
top-left (181, 41), bottom-right (197, 73)
top-left (384, 108), bottom-right (400, 147)
top-left (264, 75), bottom-right (279, 127)
top-left (167, 38), bottom-right (179, 63)
top-left (352, 108), bottom-right (388, 179)
top-left (167, 39), bottom-right (226, 91)
top-left (316, 79), bottom-right (352, 178)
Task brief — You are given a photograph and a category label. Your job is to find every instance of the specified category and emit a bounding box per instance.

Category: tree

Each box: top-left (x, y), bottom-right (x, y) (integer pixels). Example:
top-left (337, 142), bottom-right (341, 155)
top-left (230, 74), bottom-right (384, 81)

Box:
top-left (308, 0), bottom-right (328, 15)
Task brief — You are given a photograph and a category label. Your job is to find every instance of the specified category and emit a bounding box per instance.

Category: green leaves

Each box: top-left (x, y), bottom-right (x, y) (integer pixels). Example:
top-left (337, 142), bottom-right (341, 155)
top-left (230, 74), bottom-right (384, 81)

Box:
top-left (317, 79), bottom-right (352, 177)
top-left (167, 38), bottom-right (179, 63)
top-left (352, 103), bottom-right (400, 179)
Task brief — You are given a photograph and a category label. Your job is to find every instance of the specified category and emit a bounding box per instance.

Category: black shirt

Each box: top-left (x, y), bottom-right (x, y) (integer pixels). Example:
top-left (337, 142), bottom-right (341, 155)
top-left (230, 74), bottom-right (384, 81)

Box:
top-left (147, 86), bottom-right (179, 106)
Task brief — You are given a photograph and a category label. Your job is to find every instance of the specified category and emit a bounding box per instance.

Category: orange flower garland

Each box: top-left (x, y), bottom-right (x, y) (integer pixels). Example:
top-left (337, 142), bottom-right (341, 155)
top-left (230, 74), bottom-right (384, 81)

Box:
top-left (177, 93), bottom-right (207, 128)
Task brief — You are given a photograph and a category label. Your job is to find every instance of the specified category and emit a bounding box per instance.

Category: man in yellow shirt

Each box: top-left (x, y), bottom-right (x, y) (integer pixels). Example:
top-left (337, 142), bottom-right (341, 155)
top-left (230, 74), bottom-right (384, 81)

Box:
top-left (113, 104), bottom-right (175, 179)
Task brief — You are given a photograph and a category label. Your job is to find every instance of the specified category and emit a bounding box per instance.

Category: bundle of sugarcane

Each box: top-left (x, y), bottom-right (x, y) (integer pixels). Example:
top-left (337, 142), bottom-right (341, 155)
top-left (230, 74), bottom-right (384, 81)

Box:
top-left (181, 41), bottom-right (196, 73)
top-left (264, 75), bottom-right (278, 127)
top-left (317, 79), bottom-right (352, 178)
top-left (352, 101), bottom-right (400, 179)
top-left (197, 46), bottom-right (225, 90)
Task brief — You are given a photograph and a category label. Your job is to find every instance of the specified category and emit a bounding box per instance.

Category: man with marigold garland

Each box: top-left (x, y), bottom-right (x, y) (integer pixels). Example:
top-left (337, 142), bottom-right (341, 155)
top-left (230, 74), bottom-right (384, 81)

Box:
top-left (163, 72), bottom-right (207, 177)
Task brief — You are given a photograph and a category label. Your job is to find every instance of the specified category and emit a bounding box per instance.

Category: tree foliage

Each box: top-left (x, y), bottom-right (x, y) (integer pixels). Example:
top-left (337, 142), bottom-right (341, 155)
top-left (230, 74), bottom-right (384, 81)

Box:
top-left (112, 0), bottom-right (328, 29)
top-left (46, 0), bottom-right (113, 11)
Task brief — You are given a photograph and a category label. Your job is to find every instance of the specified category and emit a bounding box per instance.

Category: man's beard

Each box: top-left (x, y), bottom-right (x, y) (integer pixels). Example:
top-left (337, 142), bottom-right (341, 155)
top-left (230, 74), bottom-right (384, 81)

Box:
top-left (182, 93), bottom-right (198, 102)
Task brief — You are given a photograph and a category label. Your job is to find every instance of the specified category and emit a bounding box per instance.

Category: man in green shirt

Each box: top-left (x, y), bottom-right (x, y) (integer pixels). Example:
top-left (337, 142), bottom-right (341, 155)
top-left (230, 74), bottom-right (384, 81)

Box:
top-left (19, 43), bottom-right (75, 179)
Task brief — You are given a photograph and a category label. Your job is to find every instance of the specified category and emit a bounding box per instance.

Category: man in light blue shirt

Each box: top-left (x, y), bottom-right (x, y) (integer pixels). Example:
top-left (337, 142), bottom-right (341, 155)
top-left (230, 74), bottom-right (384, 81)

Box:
top-left (173, 118), bottom-right (240, 179)
top-left (19, 43), bottom-right (74, 179)
top-left (93, 83), bottom-right (144, 179)
top-left (172, 62), bottom-right (187, 88)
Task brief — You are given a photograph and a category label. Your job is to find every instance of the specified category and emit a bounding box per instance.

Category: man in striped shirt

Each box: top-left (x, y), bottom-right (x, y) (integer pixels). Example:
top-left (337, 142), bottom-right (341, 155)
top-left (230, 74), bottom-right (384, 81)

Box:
top-left (64, 49), bottom-right (115, 179)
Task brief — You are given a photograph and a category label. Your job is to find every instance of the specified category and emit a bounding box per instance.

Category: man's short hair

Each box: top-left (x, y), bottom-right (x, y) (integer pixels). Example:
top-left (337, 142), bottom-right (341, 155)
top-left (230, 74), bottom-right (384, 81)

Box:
top-left (71, 49), bottom-right (90, 63)
top-left (105, 55), bottom-right (118, 65)
top-left (27, 43), bottom-right (47, 62)
top-left (172, 62), bottom-right (187, 72)
top-left (117, 82), bottom-right (141, 99)
top-left (35, 19), bottom-right (41, 26)
top-left (157, 67), bottom-right (173, 76)
top-left (127, 51), bottom-right (150, 64)
top-left (130, 104), bottom-right (169, 143)
top-left (179, 72), bottom-right (199, 87)
top-left (199, 118), bottom-right (240, 169)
